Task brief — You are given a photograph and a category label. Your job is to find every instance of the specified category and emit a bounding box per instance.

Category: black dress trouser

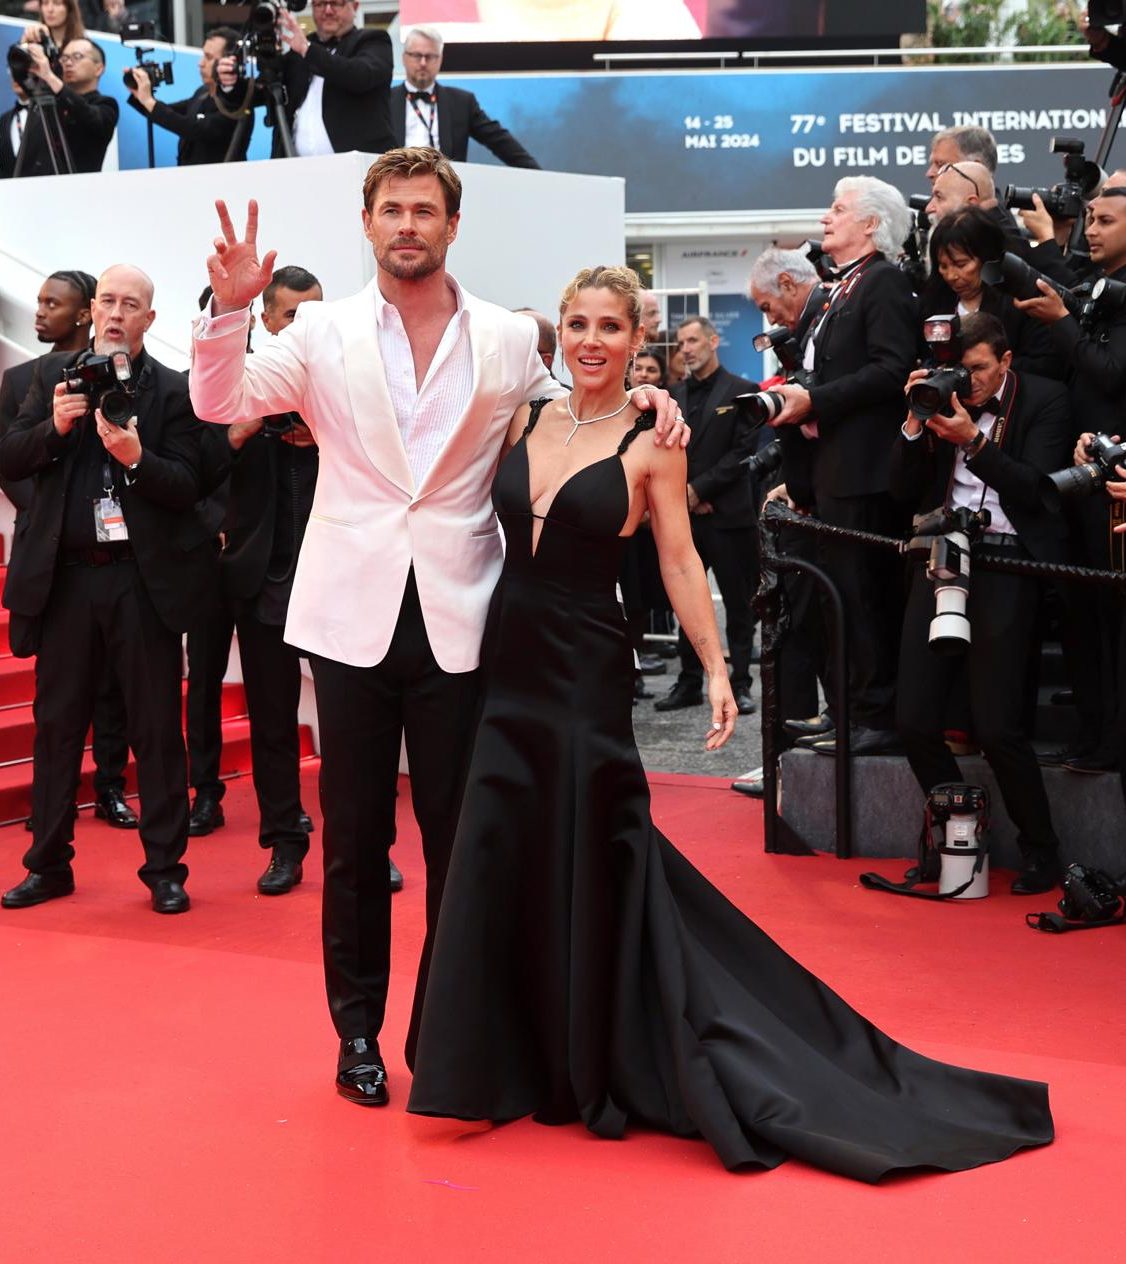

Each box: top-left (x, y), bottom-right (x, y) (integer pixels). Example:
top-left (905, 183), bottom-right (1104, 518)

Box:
top-left (895, 555), bottom-right (1060, 858)
top-left (186, 585), bottom-right (233, 799)
top-left (677, 520), bottom-right (756, 688)
top-left (25, 559), bottom-right (189, 887)
top-left (309, 570), bottom-right (482, 1057)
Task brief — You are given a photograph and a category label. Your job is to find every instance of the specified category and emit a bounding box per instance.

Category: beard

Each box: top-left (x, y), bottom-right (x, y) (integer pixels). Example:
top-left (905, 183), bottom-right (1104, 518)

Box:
top-left (375, 238), bottom-right (446, 282)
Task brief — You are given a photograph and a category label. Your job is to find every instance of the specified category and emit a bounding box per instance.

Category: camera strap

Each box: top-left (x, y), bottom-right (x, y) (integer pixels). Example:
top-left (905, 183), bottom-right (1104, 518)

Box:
top-left (860, 796), bottom-right (987, 900)
top-left (1026, 909), bottom-right (1125, 933)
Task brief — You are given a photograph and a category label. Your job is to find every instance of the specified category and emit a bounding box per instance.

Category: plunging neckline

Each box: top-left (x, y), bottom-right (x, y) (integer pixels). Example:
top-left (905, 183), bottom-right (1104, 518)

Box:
top-left (521, 437), bottom-right (628, 559)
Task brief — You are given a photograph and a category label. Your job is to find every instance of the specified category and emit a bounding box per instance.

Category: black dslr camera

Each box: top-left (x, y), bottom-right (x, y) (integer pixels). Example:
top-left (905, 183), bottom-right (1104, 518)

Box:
top-left (1004, 137), bottom-right (1102, 221)
top-left (904, 506), bottom-right (991, 653)
top-left (6, 33), bottom-right (61, 89)
top-left (1057, 864), bottom-right (1125, 923)
top-left (219, 0), bottom-right (308, 68)
top-left (61, 351), bottom-right (137, 427)
top-left (732, 325), bottom-right (816, 428)
top-left (1043, 433), bottom-right (1126, 504)
top-left (804, 239), bottom-right (837, 285)
top-left (979, 252), bottom-right (1084, 315)
top-left (907, 314), bottom-right (970, 421)
top-left (121, 21), bottom-right (174, 91)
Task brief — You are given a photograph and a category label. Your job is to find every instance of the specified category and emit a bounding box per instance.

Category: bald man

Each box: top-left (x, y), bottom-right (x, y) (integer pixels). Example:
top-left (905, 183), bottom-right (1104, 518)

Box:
top-left (926, 160), bottom-right (995, 221)
top-left (0, 264), bottom-right (222, 915)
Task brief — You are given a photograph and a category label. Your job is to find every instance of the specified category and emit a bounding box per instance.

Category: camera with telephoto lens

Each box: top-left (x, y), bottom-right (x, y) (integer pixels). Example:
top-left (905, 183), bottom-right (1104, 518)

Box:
top-left (6, 33), bottom-right (61, 89)
top-left (121, 21), bottom-right (174, 90)
top-left (1042, 432), bottom-right (1126, 504)
top-left (61, 351), bottom-right (137, 427)
top-left (906, 313), bottom-right (971, 421)
top-left (219, 0), bottom-right (308, 68)
top-left (744, 440), bottom-right (783, 479)
top-left (904, 506), bottom-right (991, 653)
top-left (1057, 863), bottom-right (1125, 923)
top-left (979, 251), bottom-right (1084, 316)
top-left (804, 239), bottom-right (837, 285)
top-left (1088, 1), bottom-right (1124, 30)
top-left (928, 783), bottom-right (990, 898)
top-left (1004, 137), bottom-right (1103, 221)
top-left (733, 326), bottom-right (817, 427)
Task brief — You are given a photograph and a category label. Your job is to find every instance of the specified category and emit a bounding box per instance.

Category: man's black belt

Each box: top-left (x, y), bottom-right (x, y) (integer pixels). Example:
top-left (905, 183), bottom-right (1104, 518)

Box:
top-left (977, 533), bottom-right (1023, 551)
top-left (59, 545), bottom-right (136, 567)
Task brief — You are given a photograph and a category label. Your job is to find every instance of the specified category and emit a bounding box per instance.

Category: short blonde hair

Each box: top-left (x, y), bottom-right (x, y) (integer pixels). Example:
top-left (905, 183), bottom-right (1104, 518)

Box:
top-left (362, 147), bottom-right (462, 217)
top-left (559, 265), bottom-right (642, 328)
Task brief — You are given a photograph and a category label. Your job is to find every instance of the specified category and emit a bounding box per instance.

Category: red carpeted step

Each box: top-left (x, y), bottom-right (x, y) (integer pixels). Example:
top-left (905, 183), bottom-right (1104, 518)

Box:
top-left (0, 656), bottom-right (34, 708)
top-left (0, 609), bottom-right (10, 657)
top-left (0, 703), bottom-right (36, 764)
top-left (181, 679), bottom-right (249, 724)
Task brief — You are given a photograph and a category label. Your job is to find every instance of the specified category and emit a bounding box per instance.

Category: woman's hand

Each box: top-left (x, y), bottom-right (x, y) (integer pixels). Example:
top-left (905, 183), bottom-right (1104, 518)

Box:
top-left (705, 672), bottom-right (737, 750)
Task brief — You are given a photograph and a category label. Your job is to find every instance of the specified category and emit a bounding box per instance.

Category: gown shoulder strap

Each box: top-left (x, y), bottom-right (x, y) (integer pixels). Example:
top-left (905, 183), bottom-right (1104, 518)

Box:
top-left (522, 398), bottom-right (552, 438)
top-left (617, 409), bottom-right (657, 455)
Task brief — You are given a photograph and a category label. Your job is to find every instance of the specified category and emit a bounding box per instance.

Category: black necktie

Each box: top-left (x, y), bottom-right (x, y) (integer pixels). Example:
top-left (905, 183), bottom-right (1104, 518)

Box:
top-left (966, 397), bottom-right (1001, 423)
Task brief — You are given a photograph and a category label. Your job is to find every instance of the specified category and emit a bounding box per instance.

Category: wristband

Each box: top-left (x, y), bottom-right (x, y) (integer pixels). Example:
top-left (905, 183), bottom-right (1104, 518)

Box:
top-left (962, 432), bottom-right (986, 458)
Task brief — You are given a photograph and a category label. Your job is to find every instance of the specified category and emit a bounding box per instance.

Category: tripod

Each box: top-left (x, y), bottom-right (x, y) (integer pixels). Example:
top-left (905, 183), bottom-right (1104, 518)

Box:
top-left (223, 59), bottom-right (296, 162)
top-left (12, 81), bottom-right (75, 177)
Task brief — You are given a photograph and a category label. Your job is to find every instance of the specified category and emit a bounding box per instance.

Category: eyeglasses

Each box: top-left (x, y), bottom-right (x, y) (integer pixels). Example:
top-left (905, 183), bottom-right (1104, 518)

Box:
top-left (942, 163), bottom-right (980, 193)
top-left (58, 52), bottom-right (91, 64)
top-left (311, 1), bottom-right (351, 9)
top-left (403, 51), bottom-right (440, 61)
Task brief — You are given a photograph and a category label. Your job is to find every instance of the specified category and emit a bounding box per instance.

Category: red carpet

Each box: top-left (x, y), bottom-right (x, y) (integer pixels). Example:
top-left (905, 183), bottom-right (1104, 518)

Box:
top-left (1, 767), bottom-right (1123, 1262)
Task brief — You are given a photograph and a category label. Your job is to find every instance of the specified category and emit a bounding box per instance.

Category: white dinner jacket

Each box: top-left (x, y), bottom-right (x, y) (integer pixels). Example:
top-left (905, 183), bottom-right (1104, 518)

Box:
top-left (189, 278), bottom-right (560, 671)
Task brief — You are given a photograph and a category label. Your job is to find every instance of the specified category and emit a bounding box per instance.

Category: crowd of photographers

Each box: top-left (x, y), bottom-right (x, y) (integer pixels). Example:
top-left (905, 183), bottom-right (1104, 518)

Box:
top-left (712, 121), bottom-right (1126, 898)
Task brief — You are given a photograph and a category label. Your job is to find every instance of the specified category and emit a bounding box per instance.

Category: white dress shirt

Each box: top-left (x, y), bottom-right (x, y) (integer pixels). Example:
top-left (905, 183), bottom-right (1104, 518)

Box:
top-left (403, 88), bottom-right (438, 148)
top-left (375, 277), bottom-right (475, 486)
top-left (293, 73), bottom-right (334, 157)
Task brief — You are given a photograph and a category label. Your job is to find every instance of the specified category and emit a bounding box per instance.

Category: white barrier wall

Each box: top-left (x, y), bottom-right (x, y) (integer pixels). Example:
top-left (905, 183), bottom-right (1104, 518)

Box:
top-left (0, 152), bottom-right (626, 367)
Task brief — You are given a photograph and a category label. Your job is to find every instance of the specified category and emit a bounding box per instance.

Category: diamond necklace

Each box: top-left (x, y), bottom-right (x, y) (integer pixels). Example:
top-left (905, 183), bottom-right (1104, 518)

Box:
top-left (563, 392), bottom-right (632, 445)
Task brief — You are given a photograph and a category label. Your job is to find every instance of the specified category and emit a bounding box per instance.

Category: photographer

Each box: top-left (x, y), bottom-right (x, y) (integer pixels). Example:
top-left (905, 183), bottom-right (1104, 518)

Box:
top-left (0, 265), bottom-right (221, 915)
top-left (890, 312), bottom-right (1072, 895)
top-left (767, 177), bottom-right (918, 756)
top-left (3, 36), bottom-right (118, 178)
top-left (217, 0), bottom-right (394, 160)
top-left (1014, 179), bottom-right (1126, 773)
top-left (126, 25), bottom-right (251, 165)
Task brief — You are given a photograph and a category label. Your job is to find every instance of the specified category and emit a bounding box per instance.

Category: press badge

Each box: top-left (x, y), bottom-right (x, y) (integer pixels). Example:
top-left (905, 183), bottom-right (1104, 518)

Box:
top-left (94, 495), bottom-right (129, 542)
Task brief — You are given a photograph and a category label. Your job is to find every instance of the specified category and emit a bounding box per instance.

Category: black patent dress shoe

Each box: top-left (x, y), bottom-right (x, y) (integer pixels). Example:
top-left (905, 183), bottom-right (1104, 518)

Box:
top-left (812, 725), bottom-right (903, 756)
top-left (2, 871), bottom-right (75, 909)
top-left (794, 728), bottom-right (834, 749)
top-left (151, 880), bottom-right (190, 914)
top-left (389, 856), bottom-right (404, 892)
top-left (257, 853), bottom-right (303, 895)
top-left (638, 654), bottom-right (667, 676)
top-left (299, 811), bottom-right (315, 833)
top-left (654, 680), bottom-right (704, 711)
top-left (1063, 750), bottom-right (1117, 775)
top-left (784, 711), bottom-right (833, 738)
top-left (730, 767), bottom-right (764, 798)
top-left (633, 674), bottom-right (652, 701)
top-left (337, 1037), bottom-right (389, 1106)
top-left (1011, 857), bottom-right (1062, 896)
top-left (733, 687), bottom-right (756, 716)
top-left (94, 788), bottom-right (139, 829)
top-left (188, 791), bottom-right (225, 837)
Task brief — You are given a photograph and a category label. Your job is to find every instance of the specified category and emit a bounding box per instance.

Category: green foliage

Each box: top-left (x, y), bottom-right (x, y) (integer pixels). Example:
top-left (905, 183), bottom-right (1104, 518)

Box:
top-left (926, 0), bottom-right (1006, 53)
top-left (926, 0), bottom-right (1087, 62)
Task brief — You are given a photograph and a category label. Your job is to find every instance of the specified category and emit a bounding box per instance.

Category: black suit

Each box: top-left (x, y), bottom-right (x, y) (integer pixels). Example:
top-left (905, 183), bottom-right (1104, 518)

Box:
top-left (0, 103), bottom-right (26, 179)
top-left (889, 371), bottom-right (1073, 860)
top-left (803, 252), bottom-right (919, 729)
top-left (229, 27), bottom-right (393, 159)
top-left (0, 350), bottom-right (218, 890)
top-left (671, 365), bottom-right (759, 689)
top-left (1, 352), bottom-right (130, 797)
top-left (917, 283), bottom-right (1066, 381)
top-left (389, 83), bottom-right (540, 168)
top-left (2, 86), bottom-right (117, 178)
top-left (126, 86), bottom-right (251, 165)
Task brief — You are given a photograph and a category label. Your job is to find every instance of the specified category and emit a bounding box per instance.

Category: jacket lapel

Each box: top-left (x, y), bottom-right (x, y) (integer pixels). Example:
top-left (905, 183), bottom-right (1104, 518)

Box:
top-left (415, 297), bottom-right (501, 500)
top-left (337, 282), bottom-right (415, 496)
top-left (436, 87), bottom-right (454, 158)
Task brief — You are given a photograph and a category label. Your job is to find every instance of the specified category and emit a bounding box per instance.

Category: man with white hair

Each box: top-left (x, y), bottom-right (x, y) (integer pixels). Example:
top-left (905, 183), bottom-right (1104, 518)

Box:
top-left (766, 177), bottom-right (918, 756)
top-left (390, 26), bottom-right (539, 168)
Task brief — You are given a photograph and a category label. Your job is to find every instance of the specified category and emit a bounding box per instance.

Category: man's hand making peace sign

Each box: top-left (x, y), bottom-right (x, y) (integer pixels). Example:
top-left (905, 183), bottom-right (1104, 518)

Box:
top-left (207, 199), bottom-right (279, 316)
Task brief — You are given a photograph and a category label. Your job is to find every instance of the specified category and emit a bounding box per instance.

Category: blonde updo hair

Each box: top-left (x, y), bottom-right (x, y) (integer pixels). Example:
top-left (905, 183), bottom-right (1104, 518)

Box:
top-left (559, 265), bottom-right (642, 329)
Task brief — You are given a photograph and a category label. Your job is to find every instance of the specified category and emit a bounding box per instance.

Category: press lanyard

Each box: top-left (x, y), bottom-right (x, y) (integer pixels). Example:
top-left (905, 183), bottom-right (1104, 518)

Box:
top-left (408, 93), bottom-right (436, 146)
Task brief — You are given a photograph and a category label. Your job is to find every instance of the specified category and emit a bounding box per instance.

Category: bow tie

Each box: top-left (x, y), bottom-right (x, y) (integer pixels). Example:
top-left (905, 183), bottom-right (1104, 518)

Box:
top-left (408, 89), bottom-right (435, 104)
top-left (966, 396), bottom-right (1001, 422)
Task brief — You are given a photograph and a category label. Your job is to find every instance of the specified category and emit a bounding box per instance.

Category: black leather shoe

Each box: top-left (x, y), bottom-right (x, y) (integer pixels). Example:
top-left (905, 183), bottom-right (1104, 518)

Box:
top-left (389, 856), bottom-right (404, 892)
top-left (2, 871), bottom-right (75, 909)
top-left (151, 880), bottom-right (190, 914)
top-left (188, 791), bottom-right (225, 837)
top-left (733, 687), bottom-right (756, 716)
top-left (94, 788), bottom-right (139, 829)
top-left (299, 811), bottom-right (315, 833)
top-left (730, 767), bottom-right (764, 798)
top-left (812, 725), bottom-right (903, 756)
top-left (654, 680), bottom-right (703, 711)
top-left (634, 674), bottom-right (652, 701)
top-left (336, 1037), bottom-right (389, 1106)
top-left (784, 711), bottom-right (833, 737)
top-left (257, 853), bottom-right (303, 895)
top-left (638, 654), bottom-right (667, 676)
top-left (1011, 858), bottom-right (1062, 896)
top-left (1063, 751), bottom-right (1116, 775)
top-left (794, 728), bottom-right (834, 749)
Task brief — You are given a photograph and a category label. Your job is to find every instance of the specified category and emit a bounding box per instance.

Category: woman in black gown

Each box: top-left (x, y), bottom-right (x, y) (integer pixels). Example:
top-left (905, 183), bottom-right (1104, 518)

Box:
top-left (406, 267), bottom-right (1054, 1181)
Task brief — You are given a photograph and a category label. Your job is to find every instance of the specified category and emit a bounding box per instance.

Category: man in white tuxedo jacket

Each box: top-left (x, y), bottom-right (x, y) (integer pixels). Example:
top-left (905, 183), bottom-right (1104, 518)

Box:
top-left (190, 147), bottom-right (680, 1105)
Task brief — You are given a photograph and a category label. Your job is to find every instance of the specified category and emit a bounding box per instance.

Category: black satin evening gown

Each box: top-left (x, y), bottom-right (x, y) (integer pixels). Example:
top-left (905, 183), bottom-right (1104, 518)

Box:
top-left (406, 403), bottom-right (1053, 1182)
